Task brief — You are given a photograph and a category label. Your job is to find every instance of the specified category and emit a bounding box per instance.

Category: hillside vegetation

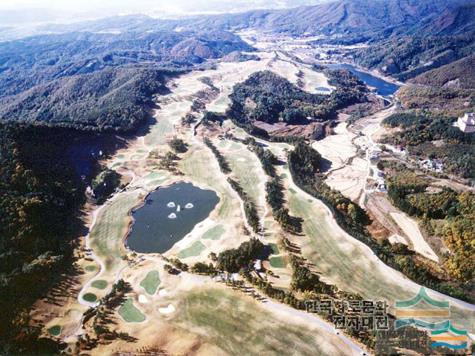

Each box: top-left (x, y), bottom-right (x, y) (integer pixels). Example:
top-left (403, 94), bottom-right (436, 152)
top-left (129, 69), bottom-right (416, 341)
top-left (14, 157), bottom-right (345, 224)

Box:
top-left (384, 166), bottom-right (475, 282)
top-left (0, 29), bottom-right (252, 131)
top-left (353, 34), bottom-right (475, 81)
top-left (0, 125), bottom-right (85, 354)
top-left (0, 66), bottom-right (176, 131)
top-left (227, 69), bottom-right (367, 138)
top-left (409, 55), bottom-right (475, 89)
top-left (383, 112), bottom-right (475, 179)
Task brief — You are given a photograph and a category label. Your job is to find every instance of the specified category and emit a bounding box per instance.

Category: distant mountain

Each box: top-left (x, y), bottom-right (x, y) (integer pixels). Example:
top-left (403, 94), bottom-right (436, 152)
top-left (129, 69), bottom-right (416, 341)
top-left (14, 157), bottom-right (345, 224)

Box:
top-left (157, 0), bottom-right (474, 37)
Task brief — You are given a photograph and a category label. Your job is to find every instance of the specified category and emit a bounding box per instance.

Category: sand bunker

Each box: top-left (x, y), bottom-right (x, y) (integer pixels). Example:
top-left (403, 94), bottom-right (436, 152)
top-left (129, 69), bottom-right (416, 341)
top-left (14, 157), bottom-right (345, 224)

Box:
top-left (138, 295), bottom-right (149, 304)
top-left (158, 304), bottom-right (176, 315)
top-left (388, 234), bottom-right (407, 245)
top-left (158, 289), bottom-right (169, 297)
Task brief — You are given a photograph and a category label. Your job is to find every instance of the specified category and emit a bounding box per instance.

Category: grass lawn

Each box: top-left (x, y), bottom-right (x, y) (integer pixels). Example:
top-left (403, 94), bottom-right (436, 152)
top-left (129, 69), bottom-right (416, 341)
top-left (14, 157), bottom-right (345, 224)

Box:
top-left (178, 241), bottom-right (206, 259)
top-left (118, 299), bottom-right (146, 323)
top-left (269, 256), bottom-right (286, 268)
top-left (180, 147), bottom-right (235, 220)
top-left (85, 265), bottom-right (96, 272)
top-left (202, 224), bottom-right (225, 240)
top-left (172, 288), bottom-right (344, 356)
top-left (83, 293), bottom-right (97, 303)
top-left (140, 270), bottom-right (161, 295)
top-left (47, 325), bottom-right (61, 336)
top-left (91, 280), bottom-right (108, 290)
top-left (89, 191), bottom-right (141, 270)
top-left (224, 141), bottom-right (265, 214)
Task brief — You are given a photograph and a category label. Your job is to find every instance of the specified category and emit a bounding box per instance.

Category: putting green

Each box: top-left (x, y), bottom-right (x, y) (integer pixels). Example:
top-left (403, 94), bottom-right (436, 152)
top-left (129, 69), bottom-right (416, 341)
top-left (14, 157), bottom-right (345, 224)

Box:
top-left (118, 299), bottom-right (146, 323)
top-left (47, 325), bottom-right (61, 336)
top-left (91, 280), bottom-right (108, 290)
top-left (140, 270), bottom-right (161, 295)
top-left (85, 265), bottom-right (96, 272)
top-left (269, 256), bottom-right (286, 268)
top-left (202, 225), bottom-right (225, 240)
top-left (83, 293), bottom-right (97, 302)
top-left (178, 241), bottom-right (206, 259)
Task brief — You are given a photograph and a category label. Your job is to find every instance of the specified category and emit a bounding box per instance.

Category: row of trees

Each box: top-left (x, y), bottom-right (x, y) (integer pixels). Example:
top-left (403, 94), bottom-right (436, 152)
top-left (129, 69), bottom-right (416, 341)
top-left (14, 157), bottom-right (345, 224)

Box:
top-left (203, 138), bottom-right (231, 174)
top-left (288, 141), bottom-right (473, 302)
top-left (216, 238), bottom-right (267, 273)
top-left (227, 178), bottom-right (260, 233)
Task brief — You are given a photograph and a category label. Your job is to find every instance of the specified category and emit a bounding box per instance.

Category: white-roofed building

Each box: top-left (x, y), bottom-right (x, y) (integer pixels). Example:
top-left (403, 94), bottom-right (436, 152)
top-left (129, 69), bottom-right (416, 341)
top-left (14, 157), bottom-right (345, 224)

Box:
top-left (457, 113), bottom-right (475, 133)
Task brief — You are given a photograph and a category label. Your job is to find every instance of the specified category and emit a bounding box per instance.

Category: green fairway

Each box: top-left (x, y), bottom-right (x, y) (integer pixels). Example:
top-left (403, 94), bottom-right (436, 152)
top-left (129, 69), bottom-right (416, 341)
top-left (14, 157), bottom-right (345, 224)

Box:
top-left (91, 280), bottom-right (108, 290)
top-left (180, 147), bottom-right (235, 220)
top-left (89, 191), bottom-right (141, 270)
top-left (83, 293), bottom-right (97, 302)
top-left (178, 241), bottom-right (206, 259)
top-left (269, 256), bottom-right (286, 268)
top-left (118, 299), bottom-right (146, 323)
top-left (202, 224), bottom-right (225, 240)
top-left (224, 141), bottom-right (265, 214)
top-left (172, 288), bottom-right (346, 356)
top-left (47, 325), bottom-right (61, 336)
top-left (140, 270), bottom-right (161, 295)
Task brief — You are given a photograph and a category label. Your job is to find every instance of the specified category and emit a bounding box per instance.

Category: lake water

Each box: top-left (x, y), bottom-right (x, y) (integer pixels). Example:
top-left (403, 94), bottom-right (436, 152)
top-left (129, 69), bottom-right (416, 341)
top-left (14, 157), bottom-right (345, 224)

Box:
top-left (126, 182), bottom-right (219, 254)
top-left (328, 63), bottom-right (400, 97)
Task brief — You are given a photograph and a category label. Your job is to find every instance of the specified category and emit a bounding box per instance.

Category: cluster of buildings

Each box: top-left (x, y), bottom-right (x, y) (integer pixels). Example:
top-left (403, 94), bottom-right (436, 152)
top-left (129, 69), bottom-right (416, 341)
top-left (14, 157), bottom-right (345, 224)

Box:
top-left (419, 159), bottom-right (444, 173)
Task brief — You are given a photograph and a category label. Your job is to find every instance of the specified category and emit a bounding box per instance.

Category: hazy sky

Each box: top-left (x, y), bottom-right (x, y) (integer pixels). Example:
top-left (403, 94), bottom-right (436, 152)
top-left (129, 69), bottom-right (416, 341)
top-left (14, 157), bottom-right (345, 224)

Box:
top-left (0, 0), bottom-right (328, 27)
top-left (0, 0), bottom-right (324, 13)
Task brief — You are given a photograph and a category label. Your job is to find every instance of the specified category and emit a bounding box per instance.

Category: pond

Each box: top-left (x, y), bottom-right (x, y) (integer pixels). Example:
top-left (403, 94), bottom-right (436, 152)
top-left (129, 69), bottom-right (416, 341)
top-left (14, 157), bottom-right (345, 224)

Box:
top-left (328, 63), bottom-right (400, 97)
top-left (126, 182), bottom-right (219, 254)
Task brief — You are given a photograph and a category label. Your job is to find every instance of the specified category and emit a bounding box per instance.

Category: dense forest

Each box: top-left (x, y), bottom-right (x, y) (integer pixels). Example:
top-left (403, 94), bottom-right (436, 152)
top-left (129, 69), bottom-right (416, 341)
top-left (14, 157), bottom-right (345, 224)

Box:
top-left (227, 69), bottom-right (367, 137)
top-left (382, 112), bottom-right (475, 179)
top-left (409, 54), bottom-right (475, 90)
top-left (385, 166), bottom-right (475, 282)
top-left (0, 66), bottom-right (177, 131)
top-left (0, 125), bottom-right (87, 354)
top-left (353, 33), bottom-right (475, 80)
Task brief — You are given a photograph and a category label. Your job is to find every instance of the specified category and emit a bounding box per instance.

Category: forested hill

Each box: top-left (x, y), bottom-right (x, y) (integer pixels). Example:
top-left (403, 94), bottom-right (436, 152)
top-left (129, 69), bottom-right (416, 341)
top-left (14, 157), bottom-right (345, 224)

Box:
top-left (0, 29), bottom-right (252, 130)
top-left (0, 66), bottom-right (175, 131)
top-left (409, 54), bottom-right (475, 90)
